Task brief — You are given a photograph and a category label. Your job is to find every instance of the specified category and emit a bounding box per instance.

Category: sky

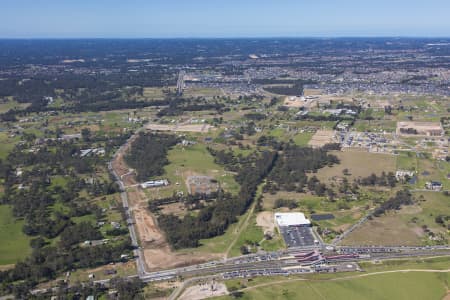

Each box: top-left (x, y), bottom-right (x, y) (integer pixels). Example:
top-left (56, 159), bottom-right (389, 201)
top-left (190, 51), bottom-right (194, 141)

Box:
top-left (1, 0), bottom-right (450, 38)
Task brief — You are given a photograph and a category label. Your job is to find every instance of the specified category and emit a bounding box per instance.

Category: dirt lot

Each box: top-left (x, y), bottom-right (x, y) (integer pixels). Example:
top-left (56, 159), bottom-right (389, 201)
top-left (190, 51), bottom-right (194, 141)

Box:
top-left (179, 282), bottom-right (228, 300)
top-left (146, 123), bottom-right (213, 133)
top-left (283, 96), bottom-right (307, 108)
top-left (128, 185), bottom-right (220, 270)
top-left (308, 129), bottom-right (336, 148)
top-left (186, 175), bottom-right (217, 195)
top-left (256, 211), bottom-right (275, 235)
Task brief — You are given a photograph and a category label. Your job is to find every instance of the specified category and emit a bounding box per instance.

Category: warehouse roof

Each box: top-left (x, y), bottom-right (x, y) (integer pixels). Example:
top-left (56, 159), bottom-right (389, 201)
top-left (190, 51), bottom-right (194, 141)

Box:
top-left (274, 212), bottom-right (311, 227)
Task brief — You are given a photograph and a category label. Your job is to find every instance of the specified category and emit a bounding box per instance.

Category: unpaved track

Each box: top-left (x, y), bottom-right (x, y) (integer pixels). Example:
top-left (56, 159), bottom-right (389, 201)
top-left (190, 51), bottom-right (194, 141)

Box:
top-left (112, 133), bottom-right (218, 271)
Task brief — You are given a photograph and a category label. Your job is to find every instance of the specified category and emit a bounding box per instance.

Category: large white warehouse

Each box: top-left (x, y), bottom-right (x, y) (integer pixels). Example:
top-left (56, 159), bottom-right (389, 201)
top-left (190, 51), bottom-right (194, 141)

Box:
top-left (274, 212), bottom-right (311, 227)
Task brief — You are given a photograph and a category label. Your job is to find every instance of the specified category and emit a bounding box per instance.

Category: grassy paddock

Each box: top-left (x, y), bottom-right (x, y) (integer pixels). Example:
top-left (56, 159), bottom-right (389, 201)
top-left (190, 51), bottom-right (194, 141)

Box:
top-left (154, 143), bottom-right (240, 197)
top-left (217, 270), bottom-right (450, 300)
top-left (315, 150), bottom-right (396, 183)
top-left (0, 205), bottom-right (31, 265)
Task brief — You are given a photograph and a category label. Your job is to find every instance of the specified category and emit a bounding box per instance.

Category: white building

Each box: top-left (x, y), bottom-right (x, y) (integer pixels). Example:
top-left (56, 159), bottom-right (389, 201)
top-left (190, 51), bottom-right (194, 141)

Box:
top-left (274, 212), bottom-right (311, 227)
top-left (395, 170), bottom-right (415, 181)
top-left (140, 179), bottom-right (169, 189)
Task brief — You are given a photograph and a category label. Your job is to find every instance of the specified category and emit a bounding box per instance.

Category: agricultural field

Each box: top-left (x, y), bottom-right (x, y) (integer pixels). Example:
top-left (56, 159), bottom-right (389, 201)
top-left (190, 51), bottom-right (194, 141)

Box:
top-left (0, 205), bottom-right (31, 265)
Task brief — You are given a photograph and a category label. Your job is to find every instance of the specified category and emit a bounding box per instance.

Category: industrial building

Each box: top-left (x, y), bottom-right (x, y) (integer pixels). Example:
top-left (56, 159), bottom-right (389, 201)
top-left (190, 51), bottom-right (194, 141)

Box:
top-left (274, 212), bottom-right (311, 227)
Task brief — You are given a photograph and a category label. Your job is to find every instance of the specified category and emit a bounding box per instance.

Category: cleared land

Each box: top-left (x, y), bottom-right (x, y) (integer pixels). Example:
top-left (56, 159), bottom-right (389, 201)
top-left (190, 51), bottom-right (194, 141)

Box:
top-left (256, 211), bottom-right (275, 235)
top-left (0, 205), bottom-right (31, 265)
top-left (308, 129), bottom-right (336, 148)
top-left (315, 150), bottom-right (396, 183)
top-left (180, 282), bottom-right (228, 300)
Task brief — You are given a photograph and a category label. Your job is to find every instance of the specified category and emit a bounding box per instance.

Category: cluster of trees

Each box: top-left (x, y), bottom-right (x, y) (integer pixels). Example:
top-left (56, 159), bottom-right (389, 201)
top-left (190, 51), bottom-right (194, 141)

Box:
top-left (266, 143), bottom-right (339, 193)
top-left (263, 81), bottom-right (304, 96)
top-left (257, 135), bottom-right (283, 149)
top-left (374, 189), bottom-right (414, 217)
top-left (157, 151), bottom-right (277, 249)
top-left (0, 239), bottom-right (133, 296)
top-left (358, 172), bottom-right (397, 187)
top-left (273, 199), bottom-right (298, 209)
top-left (244, 112), bottom-right (266, 121)
top-left (149, 191), bottom-right (221, 213)
top-left (125, 133), bottom-right (178, 181)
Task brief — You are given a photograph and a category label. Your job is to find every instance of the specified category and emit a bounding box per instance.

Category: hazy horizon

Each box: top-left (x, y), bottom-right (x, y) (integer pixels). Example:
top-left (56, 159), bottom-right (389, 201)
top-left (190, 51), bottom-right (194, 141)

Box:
top-left (1, 0), bottom-right (450, 38)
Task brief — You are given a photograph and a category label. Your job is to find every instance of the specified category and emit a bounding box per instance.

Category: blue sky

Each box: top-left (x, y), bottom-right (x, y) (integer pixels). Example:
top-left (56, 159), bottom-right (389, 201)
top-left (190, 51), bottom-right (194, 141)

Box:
top-left (1, 0), bottom-right (449, 38)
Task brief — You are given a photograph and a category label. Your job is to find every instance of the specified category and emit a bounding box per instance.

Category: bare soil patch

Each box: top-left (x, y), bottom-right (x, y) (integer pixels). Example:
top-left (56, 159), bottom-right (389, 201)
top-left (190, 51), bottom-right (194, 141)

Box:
top-left (308, 130), bottom-right (336, 148)
top-left (179, 282), bottom-right (228, 300)
top-left (256, 211), bottom-right (275, 235)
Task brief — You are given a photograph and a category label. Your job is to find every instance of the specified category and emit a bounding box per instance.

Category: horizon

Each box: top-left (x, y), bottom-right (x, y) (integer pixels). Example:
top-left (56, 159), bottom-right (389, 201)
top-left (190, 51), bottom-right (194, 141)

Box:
top-left (1, 36), bottom-right (450, 40)
top-left (2, 0), bottom-right (450, 38)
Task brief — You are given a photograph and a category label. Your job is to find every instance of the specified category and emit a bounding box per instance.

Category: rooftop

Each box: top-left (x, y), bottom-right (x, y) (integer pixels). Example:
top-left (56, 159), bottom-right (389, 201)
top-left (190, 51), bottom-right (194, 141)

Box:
top-left (274, 212), bottom-right (311, 227)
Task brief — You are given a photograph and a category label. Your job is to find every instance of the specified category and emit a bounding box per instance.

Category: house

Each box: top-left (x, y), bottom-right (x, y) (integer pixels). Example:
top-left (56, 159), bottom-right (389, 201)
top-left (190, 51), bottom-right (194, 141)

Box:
top-left (425, 181), bottom-right (443, 191)
top-left (395, 170), bottom-right (415, 181)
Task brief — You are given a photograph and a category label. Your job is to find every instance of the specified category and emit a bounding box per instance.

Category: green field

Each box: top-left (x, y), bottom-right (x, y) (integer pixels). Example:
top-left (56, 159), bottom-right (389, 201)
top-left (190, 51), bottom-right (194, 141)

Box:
top-left (228, 215), bottom-right (264, 256)
top-left (0, 205), bottom-right (31, 265)
top-left (146, 143), bottom-right (239, 199)
top-left (0, 132), bottom-right (20, 160)
top-left (292, 132), bottom-right (314, 146)
top-left (217, 270), bottom-right (450, 300)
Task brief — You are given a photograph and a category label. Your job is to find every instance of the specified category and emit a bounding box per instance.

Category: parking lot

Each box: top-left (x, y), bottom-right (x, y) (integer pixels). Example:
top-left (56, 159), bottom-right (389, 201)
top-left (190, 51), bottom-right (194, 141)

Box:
top-left (280, 226), bottom-right (316, 248)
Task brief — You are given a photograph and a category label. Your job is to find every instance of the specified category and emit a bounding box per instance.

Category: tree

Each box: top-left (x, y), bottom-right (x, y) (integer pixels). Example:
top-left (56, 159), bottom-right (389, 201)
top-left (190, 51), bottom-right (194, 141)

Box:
top-left (81, 128), bottom-right (91, 141)
top-left (240, 245), bottom-right (249, 255)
